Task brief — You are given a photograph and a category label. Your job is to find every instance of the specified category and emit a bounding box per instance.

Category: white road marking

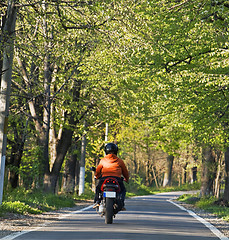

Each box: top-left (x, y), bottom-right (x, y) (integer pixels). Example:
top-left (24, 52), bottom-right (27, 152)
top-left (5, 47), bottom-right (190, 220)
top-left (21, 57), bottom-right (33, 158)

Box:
top-left (58, 204), bottom-right (93, 219)
top-left (168, 200), bottom-right (229, 240)
top-left (0, 205), bottom-right (94, 240)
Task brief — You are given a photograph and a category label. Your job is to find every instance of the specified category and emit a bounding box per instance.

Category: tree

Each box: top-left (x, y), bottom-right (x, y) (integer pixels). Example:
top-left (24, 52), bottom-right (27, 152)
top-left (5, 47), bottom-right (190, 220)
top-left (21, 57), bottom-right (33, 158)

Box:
top-left (163, 155), bottom-right (174, 187)
top-left (12, 1), bottom-right (93, 192)
top-left (200, 146), bottom-right (216, 196)
top-left (128, 0), bottom-right (229, 194)
top-left (6, 115), bottom-right (28, 188)
top-left (10, 0), bottom-right (150, 193)
top-left (224, 147), bottom-right (229, 201)
top-left (0, 0), bottom-right (17, 203)
top-left (62, 140), bottom-right (79, 194)
top-left (3, 0), bottom-right (228, 197)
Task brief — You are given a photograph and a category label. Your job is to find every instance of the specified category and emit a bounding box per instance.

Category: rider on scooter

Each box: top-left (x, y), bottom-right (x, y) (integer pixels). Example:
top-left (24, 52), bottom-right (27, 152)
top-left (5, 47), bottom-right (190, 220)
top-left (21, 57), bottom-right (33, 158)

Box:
top-left (93, 143), bottom-right (129, 209)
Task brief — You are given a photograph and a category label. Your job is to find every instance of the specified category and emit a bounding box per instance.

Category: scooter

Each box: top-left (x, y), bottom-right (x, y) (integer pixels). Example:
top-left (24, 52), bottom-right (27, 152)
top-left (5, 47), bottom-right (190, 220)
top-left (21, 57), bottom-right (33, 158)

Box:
top-left (91, 167), bottom-right (124, 224)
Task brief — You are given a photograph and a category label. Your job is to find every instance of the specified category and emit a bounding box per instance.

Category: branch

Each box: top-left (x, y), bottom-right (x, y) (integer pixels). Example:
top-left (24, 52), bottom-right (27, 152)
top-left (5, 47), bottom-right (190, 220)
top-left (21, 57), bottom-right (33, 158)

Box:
top-left (11, 80), bottom-right (28, 96)
top-left (218, 104), bottom-right (229, 120)
top-left (51, 51), bottom-right (86, 101)
top-left (165, 49), bottom-right (213, 72)
top-left (79, 100), bottom-right (96, 121)
top-left (15, 55), bottom-right (45, 132)
top-left (0, 1), bottom-right (43, 8)
top-left (168, 0), bottom-right (192, 11)
top-left (56, 3), bottom-right (111, 31)
top-left (0, 2), bottom-right (7, 7)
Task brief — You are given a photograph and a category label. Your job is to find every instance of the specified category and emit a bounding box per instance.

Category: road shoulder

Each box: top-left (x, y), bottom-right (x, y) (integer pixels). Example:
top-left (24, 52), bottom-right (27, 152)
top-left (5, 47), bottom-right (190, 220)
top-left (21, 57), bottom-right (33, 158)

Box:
top-left (172, 200), bottom-right (229, 239)
top-left (0, 200), bottom-right (93, 239)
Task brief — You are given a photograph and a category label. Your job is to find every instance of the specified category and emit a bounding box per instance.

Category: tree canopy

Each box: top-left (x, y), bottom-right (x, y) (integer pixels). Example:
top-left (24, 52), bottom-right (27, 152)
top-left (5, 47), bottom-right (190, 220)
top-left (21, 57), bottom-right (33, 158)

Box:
top-left (1, 0), bottom-right (229, 200)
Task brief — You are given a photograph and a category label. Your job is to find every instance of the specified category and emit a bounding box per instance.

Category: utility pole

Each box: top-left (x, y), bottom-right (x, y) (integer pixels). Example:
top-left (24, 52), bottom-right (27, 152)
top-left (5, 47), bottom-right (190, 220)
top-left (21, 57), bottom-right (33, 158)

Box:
top-left (105, 123), bottom-right (108, 142)
top-left (78, 120), bottom-right (87, 196)
top-left (0, 0), bottom-right (17, 204)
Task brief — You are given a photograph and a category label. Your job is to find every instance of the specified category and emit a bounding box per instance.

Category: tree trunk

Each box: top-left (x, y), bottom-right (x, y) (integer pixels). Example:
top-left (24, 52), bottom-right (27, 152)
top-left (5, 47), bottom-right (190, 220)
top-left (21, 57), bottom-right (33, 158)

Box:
top-left (0, 9), bottom-right (5, 78)
top-left (200, 146), bottom-right (215, 197)
top-left (214, 151), bottom-right (223, 198)
top-left (190, 166), bottom-right (197, 183)
top-left (43, 126), bottom-right (73, 193)
top-left (15, 55), bottom-right (49, 187)
top-left (151, 165), bottom-right (159, 188)
top-left (75, 157), bottom-right (80, 187)
top-left (137, 147), bottom-right (140, 175)
top-left (42, 0), bottom-right (53, 180)
top-left (145, 145), bottom-right (150, 186)
top-left (182, 162), bottom-right (188, 185)
top-left (163, 155), bottom-right (174, 187)
top-left (223, 147), bottom-right (229, 201)
top-left (43, 70), bottom-right (82, 193)
top-left (133, 143), bottom-right (137, 174)
top-left (8, 148), bottom-right (21, 188)
top-left (0, 0), bottom-right (17, 204)
top-left (63, 141), bottom-right (79, 194)
top-left (49, 104), bottom-right (57, 171)
top-left (7, 118), bottom-right (27, 188)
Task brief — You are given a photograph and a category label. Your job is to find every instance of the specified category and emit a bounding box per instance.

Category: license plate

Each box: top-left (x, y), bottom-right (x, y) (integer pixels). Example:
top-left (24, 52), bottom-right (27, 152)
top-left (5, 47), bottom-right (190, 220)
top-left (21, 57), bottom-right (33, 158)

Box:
top-left (103, 191), bottom-right (116, 198)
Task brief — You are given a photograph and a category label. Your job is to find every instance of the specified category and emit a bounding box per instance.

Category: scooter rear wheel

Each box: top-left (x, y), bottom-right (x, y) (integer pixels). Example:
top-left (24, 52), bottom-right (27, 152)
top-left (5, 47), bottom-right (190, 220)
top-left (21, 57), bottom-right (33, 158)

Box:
top-left (105, 198), bottom-right (114, 224)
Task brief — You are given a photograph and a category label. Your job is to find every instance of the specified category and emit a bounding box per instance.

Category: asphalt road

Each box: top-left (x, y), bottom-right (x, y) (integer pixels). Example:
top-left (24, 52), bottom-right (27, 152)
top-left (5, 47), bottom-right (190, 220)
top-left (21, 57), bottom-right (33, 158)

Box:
top-left (3, 192), bottom-right (227, 240)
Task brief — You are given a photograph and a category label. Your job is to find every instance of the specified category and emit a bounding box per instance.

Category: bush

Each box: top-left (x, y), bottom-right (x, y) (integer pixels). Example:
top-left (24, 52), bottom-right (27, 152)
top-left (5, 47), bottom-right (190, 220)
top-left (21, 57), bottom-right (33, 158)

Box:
top-left (73, 182), bottom-right (95, 200)
top-left (178, 194), bottom-right (200, 204)
top-left (126, 176), bottom-right (155, 197)
top-left (0, 201), bottom-right (42, 215)
top-left (2, 187), bottom-right (76, 213)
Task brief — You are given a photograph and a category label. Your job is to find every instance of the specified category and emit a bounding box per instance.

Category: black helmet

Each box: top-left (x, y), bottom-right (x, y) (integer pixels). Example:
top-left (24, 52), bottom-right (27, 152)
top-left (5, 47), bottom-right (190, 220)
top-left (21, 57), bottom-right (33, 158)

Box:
top-left (105, 143), bottom-right (118, 155)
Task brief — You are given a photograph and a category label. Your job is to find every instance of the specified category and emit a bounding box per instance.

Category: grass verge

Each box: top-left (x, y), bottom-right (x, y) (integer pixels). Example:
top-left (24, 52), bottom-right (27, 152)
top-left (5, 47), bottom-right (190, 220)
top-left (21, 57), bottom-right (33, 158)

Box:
top-left (0, 185), bottom-right (94, 217)
top-left (125, 176), bottom-right (201, 197)
top-left (178, 194), bottom-right (229, 222)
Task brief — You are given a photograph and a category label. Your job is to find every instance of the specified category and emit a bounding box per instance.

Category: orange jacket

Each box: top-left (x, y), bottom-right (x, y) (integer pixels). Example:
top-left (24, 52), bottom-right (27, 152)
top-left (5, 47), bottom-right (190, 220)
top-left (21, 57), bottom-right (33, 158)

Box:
top-left (95, 154), bottom-right (129, 181)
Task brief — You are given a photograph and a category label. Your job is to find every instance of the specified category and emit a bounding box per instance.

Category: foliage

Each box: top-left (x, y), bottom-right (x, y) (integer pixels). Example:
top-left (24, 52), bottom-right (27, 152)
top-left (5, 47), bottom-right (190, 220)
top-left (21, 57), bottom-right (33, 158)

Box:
top-left (73, 182), bottom-right (95, 201)
top-left (2, 0), bottom-right (229, 200)
top-left (1, 183), bottom-right (94, 217)
top-left (3, 188), bottom-right (75, 212)
top-left (126, 175), bottom-right (155, 196)
top-left (19, 144), bottom-right (44, 187)
top-left (0, 201), bottom-right (42, 215)
top-left (159, 182), bottom-right (201, 192)
top-left (178, 193), bottom-right (200, 204)
top-left (126, 175), bottom-right (201, 197)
